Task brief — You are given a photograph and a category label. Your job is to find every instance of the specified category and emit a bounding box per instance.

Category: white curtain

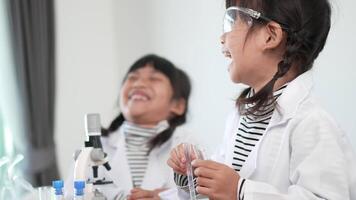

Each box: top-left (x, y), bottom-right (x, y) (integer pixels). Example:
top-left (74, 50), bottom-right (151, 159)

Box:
top-left (0, 0), bottom-right (28, 185)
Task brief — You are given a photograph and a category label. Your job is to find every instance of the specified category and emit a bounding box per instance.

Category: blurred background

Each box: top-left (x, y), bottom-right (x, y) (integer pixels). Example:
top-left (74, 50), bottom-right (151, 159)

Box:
top-left (0, 0), bottom-right (355, 189)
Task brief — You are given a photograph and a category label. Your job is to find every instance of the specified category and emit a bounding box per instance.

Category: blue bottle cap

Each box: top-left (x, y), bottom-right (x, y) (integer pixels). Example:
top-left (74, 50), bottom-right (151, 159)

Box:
top-left (52, 180), bottom-right (64, 195)
top-left (74, 181), bottom-right (85, 196)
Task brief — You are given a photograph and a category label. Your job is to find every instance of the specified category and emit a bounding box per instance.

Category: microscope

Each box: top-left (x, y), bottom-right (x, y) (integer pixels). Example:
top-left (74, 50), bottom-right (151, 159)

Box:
top-left (73, 113), bottom-right (112, 200)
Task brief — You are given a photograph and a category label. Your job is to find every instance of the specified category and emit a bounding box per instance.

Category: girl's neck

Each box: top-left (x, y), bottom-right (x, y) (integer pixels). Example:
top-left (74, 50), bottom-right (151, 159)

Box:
top-left (253, 66), bottom-right (298, 92)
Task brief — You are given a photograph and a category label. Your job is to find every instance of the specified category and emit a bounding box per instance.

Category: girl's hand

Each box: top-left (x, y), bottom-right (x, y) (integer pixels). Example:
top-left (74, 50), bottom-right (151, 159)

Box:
top-left (127, 188), bottom-right (166, 200)
top-left (192, 159), bottom-right (240, 200)
top-left (167, 143), bottom-right (194, 175)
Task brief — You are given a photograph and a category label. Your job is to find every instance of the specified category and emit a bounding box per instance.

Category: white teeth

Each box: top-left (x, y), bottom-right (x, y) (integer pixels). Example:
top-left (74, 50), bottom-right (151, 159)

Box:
top-left (225, 52), bottom-right (232, 58)
top-left (130, 94), bottom-right (149, 101)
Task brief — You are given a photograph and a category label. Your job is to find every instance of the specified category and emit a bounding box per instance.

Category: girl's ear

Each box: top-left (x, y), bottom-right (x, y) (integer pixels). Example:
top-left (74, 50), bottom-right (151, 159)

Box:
top-left (260, 21), bottom-right (285, 51)
top-left (170, 98), bottom-right (186, 116)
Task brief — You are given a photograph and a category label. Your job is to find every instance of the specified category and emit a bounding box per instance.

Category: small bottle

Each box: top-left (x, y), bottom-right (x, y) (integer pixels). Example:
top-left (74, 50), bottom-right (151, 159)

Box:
top-left (73, 181), bottom-right (85, 200)
top-left (52, 180), bottom-right (64, 200)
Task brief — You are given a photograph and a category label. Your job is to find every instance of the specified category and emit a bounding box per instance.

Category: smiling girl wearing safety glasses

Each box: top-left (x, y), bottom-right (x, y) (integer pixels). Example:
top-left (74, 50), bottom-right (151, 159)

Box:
top-left (168, 0), bottom-right (356, 199)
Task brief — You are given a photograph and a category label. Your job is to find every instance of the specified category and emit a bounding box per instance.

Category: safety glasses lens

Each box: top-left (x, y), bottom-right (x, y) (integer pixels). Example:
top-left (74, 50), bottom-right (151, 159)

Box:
top-left (223, 8), bottom-right (252, 33)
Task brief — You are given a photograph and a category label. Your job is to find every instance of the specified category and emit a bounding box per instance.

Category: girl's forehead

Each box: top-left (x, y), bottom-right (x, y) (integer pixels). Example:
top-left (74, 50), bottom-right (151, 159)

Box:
top-left (130, 65), bottom-right (165, 76)
top-left (231, 0), bottom-right (239, 6)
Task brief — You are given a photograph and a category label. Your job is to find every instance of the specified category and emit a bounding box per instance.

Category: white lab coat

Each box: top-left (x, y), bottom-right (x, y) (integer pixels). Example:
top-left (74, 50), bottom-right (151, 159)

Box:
top-left (64, 126), bottom-right (193, 200)
top-left (178, 70), bottom-right (356, 200)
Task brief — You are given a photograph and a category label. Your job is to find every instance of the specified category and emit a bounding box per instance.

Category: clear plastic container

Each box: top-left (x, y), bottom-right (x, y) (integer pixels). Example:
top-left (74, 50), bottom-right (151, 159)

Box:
top-left (182, 143), bottom-right (208, 200)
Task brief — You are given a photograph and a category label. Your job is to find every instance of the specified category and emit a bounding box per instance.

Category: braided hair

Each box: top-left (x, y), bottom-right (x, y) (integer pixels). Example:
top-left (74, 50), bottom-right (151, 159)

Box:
top-left (227, 0), bottom-right (331, 115)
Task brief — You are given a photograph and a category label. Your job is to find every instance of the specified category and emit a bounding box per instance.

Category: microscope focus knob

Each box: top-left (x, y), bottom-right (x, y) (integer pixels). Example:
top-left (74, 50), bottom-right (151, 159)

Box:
top-left (103, 162), bottom-right (111, 171)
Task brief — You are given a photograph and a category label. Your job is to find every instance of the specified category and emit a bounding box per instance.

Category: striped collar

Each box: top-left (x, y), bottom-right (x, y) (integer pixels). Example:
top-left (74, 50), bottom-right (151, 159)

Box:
top-left (245, 84), bottom-right (288, 120)
top-left (122, 120), bottom-right (170, 138)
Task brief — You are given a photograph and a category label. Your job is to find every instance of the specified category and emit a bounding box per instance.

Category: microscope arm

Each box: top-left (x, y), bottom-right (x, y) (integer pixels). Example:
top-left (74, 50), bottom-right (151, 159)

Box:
top-left (74, 147), bottom-right (93, 181)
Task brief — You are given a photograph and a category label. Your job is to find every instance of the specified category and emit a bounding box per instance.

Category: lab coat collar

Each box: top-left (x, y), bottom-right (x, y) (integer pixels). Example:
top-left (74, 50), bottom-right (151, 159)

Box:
top-left (238, 70), bottom-right (314, 178)
top-left (107, 128), bottom-right (121, 149)
top-left (270, 70), bottom-right (314, 125)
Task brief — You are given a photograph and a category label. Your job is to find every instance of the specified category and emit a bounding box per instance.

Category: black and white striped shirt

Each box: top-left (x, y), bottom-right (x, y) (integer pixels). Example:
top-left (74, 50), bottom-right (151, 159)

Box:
top-left (232, 85), bottom-right (286, 172)
top-left (236, 85), bottom-right (287, 199)
top-left (123, 120), bottom-right (169, 188)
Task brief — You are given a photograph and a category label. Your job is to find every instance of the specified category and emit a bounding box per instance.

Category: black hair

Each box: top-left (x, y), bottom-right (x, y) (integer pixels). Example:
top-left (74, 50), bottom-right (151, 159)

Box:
top-left (101, 54), bottom-right (191, 153)
top-left (226, 0), bottom-right (331, 115)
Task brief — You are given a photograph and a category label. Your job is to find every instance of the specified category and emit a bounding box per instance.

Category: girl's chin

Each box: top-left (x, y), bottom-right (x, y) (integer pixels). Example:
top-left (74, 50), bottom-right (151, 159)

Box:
top-left (228, 63), bottom-right (240, 83)
top-left (230, 75), bottom-right (241, 84)
top-left (126, 100), bottom-right (151, 109)
top-left (126, 108), bottom-right (148, 116)
top-left (125, 116), bottom-right (159, 127)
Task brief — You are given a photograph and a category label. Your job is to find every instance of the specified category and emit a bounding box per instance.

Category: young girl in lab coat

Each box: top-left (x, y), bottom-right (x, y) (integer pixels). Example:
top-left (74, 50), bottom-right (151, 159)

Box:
top-left (65, 54), bottom-right (192, 200)
top-left (167, 0), bottom-right (356, 199)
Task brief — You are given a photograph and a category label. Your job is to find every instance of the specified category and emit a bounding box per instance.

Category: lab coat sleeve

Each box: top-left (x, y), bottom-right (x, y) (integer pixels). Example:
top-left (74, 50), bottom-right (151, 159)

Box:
top-left (240, 110), bottom-right (356, 200)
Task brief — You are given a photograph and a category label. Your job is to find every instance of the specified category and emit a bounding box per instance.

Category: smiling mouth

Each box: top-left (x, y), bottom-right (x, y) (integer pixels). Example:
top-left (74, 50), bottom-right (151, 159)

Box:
top-left (130, 94), bottom-right (149, 101)
top-left (222, 48), bottom-right (232, 59)
top-left (128, 90), bottom-right (150, 101)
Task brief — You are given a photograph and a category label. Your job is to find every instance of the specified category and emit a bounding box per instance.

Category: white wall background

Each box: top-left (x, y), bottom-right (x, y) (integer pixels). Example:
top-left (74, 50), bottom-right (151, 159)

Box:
top-left (55, 0), bottom-right (356, 178)
top-left (55, 0), bottom-right (120, 178)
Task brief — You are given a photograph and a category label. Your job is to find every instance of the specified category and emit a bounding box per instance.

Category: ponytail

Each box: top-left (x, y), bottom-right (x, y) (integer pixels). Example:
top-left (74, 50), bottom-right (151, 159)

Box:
top-left (101, 114), bottom-right (125, 137)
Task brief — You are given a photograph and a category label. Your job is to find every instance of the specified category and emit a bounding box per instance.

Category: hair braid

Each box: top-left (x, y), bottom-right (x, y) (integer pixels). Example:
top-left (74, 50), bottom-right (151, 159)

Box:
top-left (237, 32), bottom-right (303, 115)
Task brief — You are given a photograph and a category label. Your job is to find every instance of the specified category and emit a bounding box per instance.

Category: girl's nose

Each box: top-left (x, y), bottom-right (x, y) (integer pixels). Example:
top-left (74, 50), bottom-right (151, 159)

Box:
top-left (220, 33), bottom-right (226, 45)
top-left (132, 77), bottom-right (148, 87)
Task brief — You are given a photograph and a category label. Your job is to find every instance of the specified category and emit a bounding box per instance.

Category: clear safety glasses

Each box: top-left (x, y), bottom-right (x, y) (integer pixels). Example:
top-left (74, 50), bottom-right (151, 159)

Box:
top-left (223, 6), bottom-right (289, 33)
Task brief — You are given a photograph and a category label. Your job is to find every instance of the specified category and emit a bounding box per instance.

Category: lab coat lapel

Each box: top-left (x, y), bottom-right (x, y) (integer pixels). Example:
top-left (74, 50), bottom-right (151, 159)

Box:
top-left (140, 148), bottom-right (163, 189)
top-left (105, 128), bottom-right (133, 193)
top-left (238, 108), bottom-right (288, 178)
top-left (141, 138), bottom-right (171, 189)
